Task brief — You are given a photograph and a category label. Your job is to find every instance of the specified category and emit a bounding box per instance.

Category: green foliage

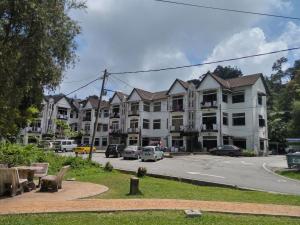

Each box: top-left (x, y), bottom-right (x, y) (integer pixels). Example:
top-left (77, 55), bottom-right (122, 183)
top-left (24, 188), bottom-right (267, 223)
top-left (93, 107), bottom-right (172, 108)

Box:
top-left (242, 150), bottom-right (256, 157)
top-left (137, 167), bottom-right (147, 177)
top-left (0, 0), bottom-right (85, 138)
top-left (104, 162), bottom-right (113, 172)
top-left (0, 143), bottom-right (97, 173)
top-left (212, 65), bottom-right (243, 80)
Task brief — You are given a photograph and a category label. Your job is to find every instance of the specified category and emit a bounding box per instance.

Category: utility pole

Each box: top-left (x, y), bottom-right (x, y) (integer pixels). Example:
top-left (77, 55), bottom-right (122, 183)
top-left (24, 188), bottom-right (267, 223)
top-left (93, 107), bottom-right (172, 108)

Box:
top-left (219, 103), bottom-right (223, 146)
top-left (89, 69), bottom-right (108, 160)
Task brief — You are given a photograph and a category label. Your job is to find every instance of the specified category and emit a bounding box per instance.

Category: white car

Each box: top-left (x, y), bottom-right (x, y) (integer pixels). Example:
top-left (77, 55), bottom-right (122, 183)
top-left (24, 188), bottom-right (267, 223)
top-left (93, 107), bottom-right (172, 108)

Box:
top-left (123, 146), bottom-right (142, 159)
top-left (54, 140), bottom-right (77, 152)
top-left (141, 146), bottom-right (164, 162)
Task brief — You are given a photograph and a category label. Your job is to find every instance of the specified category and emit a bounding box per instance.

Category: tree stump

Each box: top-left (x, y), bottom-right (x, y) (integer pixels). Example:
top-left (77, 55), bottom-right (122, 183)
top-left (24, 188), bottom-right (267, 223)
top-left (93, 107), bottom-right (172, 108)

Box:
top-left (130, 176), bottom-right (139, 195)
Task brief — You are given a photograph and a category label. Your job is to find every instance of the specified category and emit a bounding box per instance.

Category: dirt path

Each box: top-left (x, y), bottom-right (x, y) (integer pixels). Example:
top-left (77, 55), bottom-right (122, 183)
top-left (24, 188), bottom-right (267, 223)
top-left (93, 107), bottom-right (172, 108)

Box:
top-left (0, 181), bottom-right (299, 217)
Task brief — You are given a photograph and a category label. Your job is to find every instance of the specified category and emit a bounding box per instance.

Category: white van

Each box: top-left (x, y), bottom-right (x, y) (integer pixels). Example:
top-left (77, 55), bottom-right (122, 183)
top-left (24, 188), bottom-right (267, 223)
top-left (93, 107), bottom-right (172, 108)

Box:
top-left (54, 140), bottom-right (77, 152)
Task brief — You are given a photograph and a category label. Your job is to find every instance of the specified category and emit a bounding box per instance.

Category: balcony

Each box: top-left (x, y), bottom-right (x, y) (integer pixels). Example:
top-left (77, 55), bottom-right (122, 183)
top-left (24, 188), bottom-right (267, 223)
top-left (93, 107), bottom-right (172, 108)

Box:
top-left (183, 125), bottom-right (198, 135)
top-left (201, 101), bottom-right (218, 109)
top-left (201, 124), bottom-right (218, 132)
top-left (83, 130), bottom-right (91, 135)
top-left (110, 112), bottom-right (120, 118)
top-left (170, 125), bottom-right (184, 133)
top-left (128, 110), bottom-right (139, 117)
top-left (57, 114), bottom-right (68, 120)
top-left (170, 105), bottom-right (184, 112)
top-left (127, 128), bottom-right (140, 134)
top-left (83, 117), bottom-right (91, 122)
top-left (27, 127), bottom-right (42, 133)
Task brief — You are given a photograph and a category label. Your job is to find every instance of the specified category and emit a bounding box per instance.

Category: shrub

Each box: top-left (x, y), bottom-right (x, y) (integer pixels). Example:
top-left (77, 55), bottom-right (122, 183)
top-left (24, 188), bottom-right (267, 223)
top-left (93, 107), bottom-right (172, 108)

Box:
top-left (242, 149), bottom-right (256, 157)
top-left (137, 167), bottom-right (147, 177)
top-left (104, 161), bottom-right (113, 172)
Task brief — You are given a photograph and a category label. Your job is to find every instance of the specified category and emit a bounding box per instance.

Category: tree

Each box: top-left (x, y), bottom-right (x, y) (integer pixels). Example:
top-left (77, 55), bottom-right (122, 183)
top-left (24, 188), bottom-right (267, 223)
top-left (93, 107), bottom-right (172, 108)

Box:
top-left (212, 65), bottom-right (243, 80)
top-left (0, 0), bottom-right (85, 139)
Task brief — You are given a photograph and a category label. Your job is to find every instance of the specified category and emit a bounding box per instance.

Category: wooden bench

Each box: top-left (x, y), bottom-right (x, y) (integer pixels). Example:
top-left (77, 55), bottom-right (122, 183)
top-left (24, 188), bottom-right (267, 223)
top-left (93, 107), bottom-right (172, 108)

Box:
top-left (0, 168), bottom-right (28, 196)
top-left (40, 166), bottom-right (70, 192)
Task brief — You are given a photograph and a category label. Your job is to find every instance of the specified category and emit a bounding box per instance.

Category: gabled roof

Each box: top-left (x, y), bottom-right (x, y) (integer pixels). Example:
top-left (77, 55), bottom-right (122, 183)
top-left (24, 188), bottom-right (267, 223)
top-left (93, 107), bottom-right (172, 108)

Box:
top-left (83, 96), bottom-right (109, 109)
top-left (166, 79), bottom-right (189, 95)
top-left (109, 91), bottom-right (128, 103)
top-left (128, 88), bottom-right (168, 101)
top-left (197, 73), bottom-right (269, 94)
top-left (44, 94), bottom-right (66, 103)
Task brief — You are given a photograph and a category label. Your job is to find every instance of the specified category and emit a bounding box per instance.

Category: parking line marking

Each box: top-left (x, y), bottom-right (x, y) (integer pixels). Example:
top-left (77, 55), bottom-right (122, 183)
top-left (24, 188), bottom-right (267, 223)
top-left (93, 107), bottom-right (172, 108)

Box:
top-left (187, 172), bottom-right (225, 179)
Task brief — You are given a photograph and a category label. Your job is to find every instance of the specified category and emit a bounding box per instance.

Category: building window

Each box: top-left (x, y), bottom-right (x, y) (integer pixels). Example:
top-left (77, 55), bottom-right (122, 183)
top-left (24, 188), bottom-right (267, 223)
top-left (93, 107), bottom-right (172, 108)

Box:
top-left (259, 115), bottom-right (265, 127)
top-left (153, 119), bottom-right (161, 129)
top-left (232, 113), bottom-right (245, 126)
top-left (130, 119), bottom-right (139, 128)
top-left (222, 93), bottom-right (228, 103)
top-left (102, 124), bottom-right (108, 132)
top-left (95, 138), bottom-right (100, 146)
top-left (233, 138), bottom-right (246, 149)
top-left (102, 137), bottom-right (108, 146)
top-left (258, 94), bottom-right (263, 105)
top-left (83, 138), bottom-right (89, 145)
top-left (223, 112), bottom-right (228, 126)
top-left (172, 96), bottom-right (184, 111)
top-left (129, 137), bottom-right (138, 145)
top-left (103, 109), bottom-right (109, 118)
top-left (202, 90), bottom-right (217, 106)
top-left (70, 112), bottom-right (73, 118)
top-left (172, 115), bottom-right (183, 130)
top-left (84, 123), bottom-right (90, 131)
top-left (153, 102), bottom-right (161, 112)
top-left (143, 102), bottom-right (150, 112)
top-left (112, 121), bottom-right (119, 130)
top-left (131, 102), bottom-right (139, 113)
top-left (143, 119), bottom-right (150, 129)
top-left (202, 113), bottom-right (217, 131)
top-left (97, 123), bottom-right (101, 132)
top-left (232, 92), bottom-right (245, 103)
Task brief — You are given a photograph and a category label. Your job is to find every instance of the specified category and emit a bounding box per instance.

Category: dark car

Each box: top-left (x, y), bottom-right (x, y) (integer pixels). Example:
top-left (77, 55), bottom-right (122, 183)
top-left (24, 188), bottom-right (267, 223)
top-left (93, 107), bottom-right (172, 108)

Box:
top-left (105, 144), bottom-right (126, 158)
top-left (209, 145), bottom-right (242, 156)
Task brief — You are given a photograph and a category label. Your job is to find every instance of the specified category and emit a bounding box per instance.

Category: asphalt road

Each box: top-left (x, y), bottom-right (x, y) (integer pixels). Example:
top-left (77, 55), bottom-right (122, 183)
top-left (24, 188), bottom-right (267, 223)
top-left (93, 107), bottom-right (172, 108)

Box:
top-left (65, 152), bottom-right (300, 195)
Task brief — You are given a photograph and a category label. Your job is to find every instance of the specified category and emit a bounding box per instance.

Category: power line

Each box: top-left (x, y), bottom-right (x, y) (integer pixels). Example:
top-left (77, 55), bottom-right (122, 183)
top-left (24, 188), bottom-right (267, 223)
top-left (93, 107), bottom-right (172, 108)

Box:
top-left (110, 74), bottom-right (135, 89)
top-left (110, 47), bottom-right (300, 75)
top-left (63, 75), bottom-right (99, 84)
top-left (65, 78), bottom-right (100, 96)
top-left (152, 0), bottom-right (300, 21)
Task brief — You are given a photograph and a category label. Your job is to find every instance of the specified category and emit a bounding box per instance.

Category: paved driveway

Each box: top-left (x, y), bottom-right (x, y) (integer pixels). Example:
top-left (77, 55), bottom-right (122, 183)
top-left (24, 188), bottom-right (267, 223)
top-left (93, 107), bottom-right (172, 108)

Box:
top-left (63, 152), bottom-right (300, 195)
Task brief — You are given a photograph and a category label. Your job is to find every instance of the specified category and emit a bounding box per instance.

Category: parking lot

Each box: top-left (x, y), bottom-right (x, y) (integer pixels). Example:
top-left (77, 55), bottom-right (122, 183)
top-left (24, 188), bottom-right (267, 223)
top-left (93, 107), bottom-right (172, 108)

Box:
top-left (61, 152), bottom-right (300, 195)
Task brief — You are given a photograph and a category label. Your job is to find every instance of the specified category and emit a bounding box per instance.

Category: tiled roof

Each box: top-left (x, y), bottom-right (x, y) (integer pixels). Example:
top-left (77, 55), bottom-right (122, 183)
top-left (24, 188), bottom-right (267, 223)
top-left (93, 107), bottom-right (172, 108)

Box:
top-left (86, 96), bottom-right (109, 109)
top-left (131, 88), bottom-right (168, 101)
top-left (116, 92), bottom-right (128, 101)
top-left (177, 79), bottom-right (189, 89)
top-left (44, 94), bottom-right (65, 103)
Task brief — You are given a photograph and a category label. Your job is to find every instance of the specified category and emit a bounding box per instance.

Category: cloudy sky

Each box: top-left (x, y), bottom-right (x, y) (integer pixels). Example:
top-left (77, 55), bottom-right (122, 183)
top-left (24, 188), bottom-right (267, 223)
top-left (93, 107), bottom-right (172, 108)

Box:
top-left (53, 0), bottom-right (300, 99)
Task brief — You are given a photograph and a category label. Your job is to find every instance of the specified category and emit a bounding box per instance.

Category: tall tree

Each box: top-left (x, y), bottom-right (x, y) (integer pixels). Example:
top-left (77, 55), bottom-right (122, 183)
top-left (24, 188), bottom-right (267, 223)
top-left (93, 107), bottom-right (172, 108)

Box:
top-left (212, 65), bottom-right (243, 80)
top-left (0, 0), bottom-right (85, 138)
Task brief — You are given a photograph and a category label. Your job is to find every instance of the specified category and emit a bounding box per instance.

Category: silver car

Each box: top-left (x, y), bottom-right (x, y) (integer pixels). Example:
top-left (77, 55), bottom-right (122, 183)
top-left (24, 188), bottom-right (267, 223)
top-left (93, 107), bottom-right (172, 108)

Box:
top-left (123, 146), bottom-right (142, 159)
top-left (141, 146), bottom-right (164, 162)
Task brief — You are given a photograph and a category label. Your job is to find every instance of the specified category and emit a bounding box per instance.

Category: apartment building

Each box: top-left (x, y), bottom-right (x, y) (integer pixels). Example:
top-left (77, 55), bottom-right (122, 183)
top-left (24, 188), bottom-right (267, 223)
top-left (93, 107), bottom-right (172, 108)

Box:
top-left (21, 73), bottom-right (268, 155)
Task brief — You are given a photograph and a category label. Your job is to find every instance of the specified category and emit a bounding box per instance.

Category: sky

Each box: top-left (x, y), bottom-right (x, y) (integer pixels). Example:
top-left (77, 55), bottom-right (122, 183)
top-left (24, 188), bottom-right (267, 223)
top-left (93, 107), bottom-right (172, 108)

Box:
top-left (52, 0), bottom-right (300, 100)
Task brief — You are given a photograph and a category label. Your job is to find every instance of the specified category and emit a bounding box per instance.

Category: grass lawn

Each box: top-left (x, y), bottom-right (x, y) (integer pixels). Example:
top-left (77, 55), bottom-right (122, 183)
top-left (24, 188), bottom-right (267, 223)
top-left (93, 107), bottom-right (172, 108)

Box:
top-left (66, 167), bottom-right (300, 206)
top-left (1, 211), bottom-right (300, 225)
top-left (277, 170), bottom-right (300, 181)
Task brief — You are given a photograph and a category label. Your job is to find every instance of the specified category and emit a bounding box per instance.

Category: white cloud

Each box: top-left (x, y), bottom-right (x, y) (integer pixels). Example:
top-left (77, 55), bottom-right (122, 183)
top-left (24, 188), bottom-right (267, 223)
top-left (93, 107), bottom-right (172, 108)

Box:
top-left (58, 0), bottom-right (296, 97)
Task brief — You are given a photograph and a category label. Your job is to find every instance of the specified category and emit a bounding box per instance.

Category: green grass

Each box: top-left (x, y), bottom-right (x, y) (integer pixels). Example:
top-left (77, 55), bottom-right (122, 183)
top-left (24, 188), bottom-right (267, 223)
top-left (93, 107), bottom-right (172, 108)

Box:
top-left (1, 211), bottom-right (300, 225)
top-left (277, 170), bottom-right (300, 181)
top-left (66, 167), bottom-right (300, 206)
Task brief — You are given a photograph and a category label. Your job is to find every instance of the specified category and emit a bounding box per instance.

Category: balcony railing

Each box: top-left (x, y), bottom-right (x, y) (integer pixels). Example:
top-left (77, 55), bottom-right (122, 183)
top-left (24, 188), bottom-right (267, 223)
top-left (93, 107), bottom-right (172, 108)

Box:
top-left (201, 101), bottom-right (218, 109)
top-left (170, 105), bottom-right (184, 112)
top-left (110, 112), bottom-right (120, 118)
top-left (27, 127), bottom-right (42, 133)
top-left (127, 128), bottom-right (140, 133)
top-left (128, 110), bottom-right (139, 116)
top-left (57, 114), bottom-right (68, 120)
top-left (201, 124), bottom-right (218, 132)
top-left (170, 125), bottom-right (184, 132)
top-left (83, 117), bottom-right (91, 122)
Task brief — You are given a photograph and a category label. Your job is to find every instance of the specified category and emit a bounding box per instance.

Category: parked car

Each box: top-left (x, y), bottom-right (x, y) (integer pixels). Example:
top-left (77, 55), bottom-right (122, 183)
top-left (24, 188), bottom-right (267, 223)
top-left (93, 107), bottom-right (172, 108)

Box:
top-left (123, 145), bottom-right (142, 159)
top-left (141, 146), bottom-right (164, 162)
top-left (105, 144), bottom-right (126, 158)
top-left (53, 140), bottom-right (77, 152)
top-left (209, 145), bottom-right (242, 156)
top-left (74, 144), bottom-right (96, 154)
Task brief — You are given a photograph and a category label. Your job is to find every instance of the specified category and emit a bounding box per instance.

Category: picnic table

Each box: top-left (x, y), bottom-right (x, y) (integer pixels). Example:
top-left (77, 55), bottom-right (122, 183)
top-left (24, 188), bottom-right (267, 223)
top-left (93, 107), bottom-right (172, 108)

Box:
top-left (15, 166), bottom-right (44, 191)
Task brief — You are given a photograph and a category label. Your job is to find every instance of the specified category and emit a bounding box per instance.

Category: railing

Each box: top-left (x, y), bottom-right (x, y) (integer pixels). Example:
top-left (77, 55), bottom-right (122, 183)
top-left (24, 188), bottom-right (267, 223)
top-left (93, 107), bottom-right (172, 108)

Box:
top-left (201, 124), bottom-right (218, 132)
top-left (110, 112), bottom-right (120, 118)
top-left (170, 105), bottom-right (184, 112)
top-left (170, 125), bottom-right (184, 132)
top-left (83, 117), bottom-right (91, 122)
top-left (128, 110), bottom-right (139, 116)
top-left (127, 128), bottom-right (140, 133)
top-left (27, 127), bottom-right (42, 133)
top-left (57, 114), bottom-right (68, 120)
top-left (201, 101), bottom-right (218, 109)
